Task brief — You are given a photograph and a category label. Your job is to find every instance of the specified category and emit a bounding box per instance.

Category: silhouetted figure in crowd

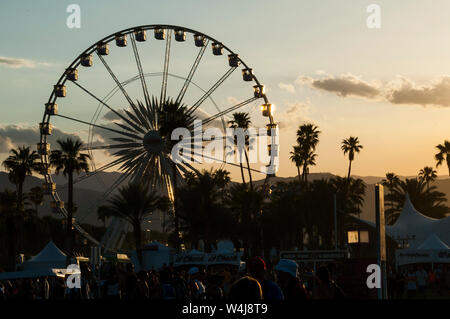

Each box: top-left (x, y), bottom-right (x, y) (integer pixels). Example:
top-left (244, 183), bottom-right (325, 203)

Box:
top-left (312, 266), bottom-right (345, 299)
top-left (275, 259), bottom-right (309, 300)
top-left (247, 256), bottom-right (284, 300)
top-left (229, 276), bottom-right (263, 300)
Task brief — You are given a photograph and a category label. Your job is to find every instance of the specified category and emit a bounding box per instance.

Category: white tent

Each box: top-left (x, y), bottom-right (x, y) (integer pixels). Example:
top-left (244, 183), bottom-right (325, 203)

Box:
top-left (22, 241), bottom-right (68, 271)
top-left (386, 194), bottom-right (450, 248)
top-left (396, 233), bottom-right (450, 266)
top-left (132, 241), bottom-right (172, 271)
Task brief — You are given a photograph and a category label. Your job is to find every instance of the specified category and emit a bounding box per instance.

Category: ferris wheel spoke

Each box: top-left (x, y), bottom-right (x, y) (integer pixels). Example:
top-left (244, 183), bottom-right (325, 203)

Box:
top-left (196, 97), bottom-right (258, 126)
top-left (71, 80), bottom-right (146, 135)
top-left (55, 114), bottom-right (143, 141)
top-left (161, 29), bottom-right (172, 104)
top-left (97, 53), bottom-right (136, 108)
top-left (180, 151), bottom-right (267, 175)
top-left (176, 40), bottom-right (210, 104)
top-left (82, 142), bottom-right (142, 151)
top-left (187, 67), bottom-right (237, 115)
top-left (130, 34), bottom-right (151, 111)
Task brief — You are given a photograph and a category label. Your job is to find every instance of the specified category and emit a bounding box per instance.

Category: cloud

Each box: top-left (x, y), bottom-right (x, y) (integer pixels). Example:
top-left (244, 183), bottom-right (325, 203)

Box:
top-left (386, 76), bottom-right (450, 107)
top-left (278, 82), bottom-right (296, 94)
top-left (0, 56), bottom-right (52, 69)
top-left (298, 74), bottom-right (380, 98)
top-left (276, 101), bottom-right (311, 129)
top-left (0, 124), bottom-right (80, 154)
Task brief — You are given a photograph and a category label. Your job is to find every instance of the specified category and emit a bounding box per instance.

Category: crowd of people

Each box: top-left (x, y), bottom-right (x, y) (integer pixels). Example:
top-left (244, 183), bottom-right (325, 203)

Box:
top-left (0, 257), bottom-right (347, 300)
top-left (388, 264), bottom-right (450, 299)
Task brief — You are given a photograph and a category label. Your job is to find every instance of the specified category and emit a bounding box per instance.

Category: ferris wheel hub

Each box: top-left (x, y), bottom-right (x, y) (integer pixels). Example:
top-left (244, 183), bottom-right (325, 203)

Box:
top-left (143, 130), bottom-right (163, 153)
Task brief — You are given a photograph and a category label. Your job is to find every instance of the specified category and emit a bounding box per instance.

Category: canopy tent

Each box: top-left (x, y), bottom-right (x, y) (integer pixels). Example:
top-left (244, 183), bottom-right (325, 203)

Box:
top-left (396, 233), bottom-right (450, 266)
top-left (0, 268), bottom-right (72, 280)
top-left (386, 194), bottom-right (450, 249)
top-left (361, 194), bottom-right (450, 249)
top-left (132, 241), bottom-right (172, 271)
top-left (21, 241), bottom-right (68, 271)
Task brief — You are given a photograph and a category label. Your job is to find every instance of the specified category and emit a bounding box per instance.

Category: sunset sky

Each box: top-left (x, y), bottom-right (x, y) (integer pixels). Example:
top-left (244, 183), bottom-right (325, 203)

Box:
top-left (1, 0), bottom-right (449, 181)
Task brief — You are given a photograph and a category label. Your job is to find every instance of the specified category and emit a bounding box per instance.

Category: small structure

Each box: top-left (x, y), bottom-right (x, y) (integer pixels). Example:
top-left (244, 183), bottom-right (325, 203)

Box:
top-left (396, 233), bottom-right (450, 267)
top-left (194, 34), bottom-right (206, 47)
top-left (133, 241), bottom-right (172, 271)
top-left (212, 42), bottom-right (224, 55)
top-left (174, 29), bottom-right (186, 42)
top-left (22, 241), bottom-right (68, 270)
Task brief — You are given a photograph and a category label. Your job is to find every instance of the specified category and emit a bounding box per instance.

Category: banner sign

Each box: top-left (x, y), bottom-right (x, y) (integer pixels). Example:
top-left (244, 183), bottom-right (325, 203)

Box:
top-left (173, 252), bottom-right (243, 266)
top-left (396, 249), bottom-right (450, 266)
top-left (280, 250), bottom-right (347, 262)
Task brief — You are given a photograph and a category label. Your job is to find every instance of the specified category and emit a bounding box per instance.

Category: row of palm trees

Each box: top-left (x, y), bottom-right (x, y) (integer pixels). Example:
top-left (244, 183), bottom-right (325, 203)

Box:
top-left (1, 140), bottom-right (91, 269)
top-left (382, 167), bottom-right (449, 224)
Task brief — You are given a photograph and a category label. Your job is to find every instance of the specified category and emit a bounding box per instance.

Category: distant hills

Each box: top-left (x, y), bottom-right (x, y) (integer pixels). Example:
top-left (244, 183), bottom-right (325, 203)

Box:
top-left (1, 171), bottom-right (449, 227)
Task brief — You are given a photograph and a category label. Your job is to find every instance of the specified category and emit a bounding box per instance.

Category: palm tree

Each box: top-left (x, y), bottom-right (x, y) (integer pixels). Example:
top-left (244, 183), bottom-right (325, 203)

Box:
top-left (385, 178), bottom-right (449, 220)
top-left (2, 146), bottom-right (40, 208)
top-left (296, 124), bottom-right (321, 183)
top-left (227, 183), bottom-right (265, 257)
top-left (435, 140), bottom-right (450, 176)
top-left (382, 172), bottom-right (401, 224)
top-left (49, 138), bottom-right (90, 265)
top-left (0, 189), bottom-right (19, 271)
top-left (418, 166), bottom-right (437, 190)
top-left (341, 136), bottom-right (363, 180)
top-left (28, 186), bottom-right (44, 218)
top-left (105, 182), bottom-right (165, 265)
top-left (290, 146), bottom-right (302, 184)
top-left (178, 169), bottom-right (232, 252)
top-left (228, 112), bottom-right (253, 188)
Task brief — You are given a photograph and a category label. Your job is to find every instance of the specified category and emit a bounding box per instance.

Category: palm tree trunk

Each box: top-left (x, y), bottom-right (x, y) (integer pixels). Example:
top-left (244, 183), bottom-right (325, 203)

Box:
top-left (302, 164), bottom-right (308, 183)
top-left (18, 182), bottom-right (23, 210)
top-left (239, 151), bottom-right (246, 185)
top-left (244, 149), bottom-right (253, 189)
top-left (6, 215), bottom-right (17, 271)
top-left (134, 222), bottom-right (143, 267)
top-left (347, 159), bottom-right (352, 180)
top-left (447, 155), bottom-right (450, 176)
top-left (173, 162), bottom-right (180, 252)
top-left (297, 166), bottom-right (301, 184)
top-left (66, 171), bottom-right (74, 266)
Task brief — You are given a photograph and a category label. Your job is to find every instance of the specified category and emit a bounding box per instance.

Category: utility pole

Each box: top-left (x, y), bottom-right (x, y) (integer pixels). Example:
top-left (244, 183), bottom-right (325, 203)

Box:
top-left (375, 184), bottom-right (388, 299)
top-left (333, 193), bottom-right (338, 250)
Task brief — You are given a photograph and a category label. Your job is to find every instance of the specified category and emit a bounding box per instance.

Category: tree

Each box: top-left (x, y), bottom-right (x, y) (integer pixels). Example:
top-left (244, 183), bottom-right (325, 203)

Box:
top-left (227, 183), bottom-right (265, 257)
top-left (434, 140), bottom-right (450, 176)
top-left (0, 189), bottom-right (19, 271)
top-left (341, 136), bottom-right (363, 180)
top-left (177, 169), bottom-right (232, 252)
top-left (2, 146), bottom-right (40, 208)
top-left (49, 138), bottom-right (90, 265)
top-left (105, 182), bottom-right (165, 265)
top-left (228, 112), bottom-right (253, 188)
top-left (382, 172), bottom-right (401, 224)
top-left (385, 178), bottom-right (449, 220)
top-left (290, 146), bottom-right (303, 184)
top-left (296, 124), bottom-right (320, 183)
top-left (418, 166), bottom-right (437, 190)
top-left (28, 186), bottom-right (44, 218)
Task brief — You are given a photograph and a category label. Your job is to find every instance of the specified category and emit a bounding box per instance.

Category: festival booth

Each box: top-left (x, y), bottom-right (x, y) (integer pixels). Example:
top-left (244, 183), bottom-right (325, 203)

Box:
top-left (386, 194), bottom-right (450, 249)
top-left (396, 233), bottom-right (450, 267)
top-left (0, 241), bottom-right (79, 280)
top-left (22, 241), bottom-right (68, 270)
top-left (361, 194), bottom-right (450, 250)
top-left (173, 249), bottom-right (207, 268)
top-left (132, 241), bottom-right (172, 271)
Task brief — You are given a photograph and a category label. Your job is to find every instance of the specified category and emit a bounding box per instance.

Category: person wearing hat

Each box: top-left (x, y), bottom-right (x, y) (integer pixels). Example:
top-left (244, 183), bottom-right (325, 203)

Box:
top-left (188, 267), bottom-right (206, 300)
top-left (247, 257), bottom-right (284, 300)
top-left (275, 259), bottom-right (309, 299)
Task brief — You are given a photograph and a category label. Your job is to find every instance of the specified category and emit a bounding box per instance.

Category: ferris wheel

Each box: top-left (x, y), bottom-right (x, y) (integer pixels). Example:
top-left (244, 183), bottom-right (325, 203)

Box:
top-left (37, 25), bottom-right (278, 247)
